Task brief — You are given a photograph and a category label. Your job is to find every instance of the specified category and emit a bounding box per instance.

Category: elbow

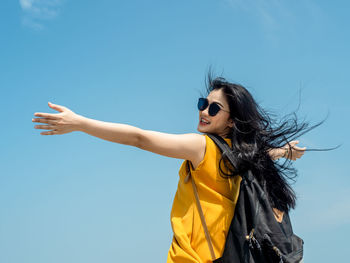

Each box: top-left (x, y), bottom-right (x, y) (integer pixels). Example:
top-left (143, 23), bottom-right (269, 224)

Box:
top-left (132, 129), bottom-right (155, 151)
top-left (130, 129), bottom-right (144, 149)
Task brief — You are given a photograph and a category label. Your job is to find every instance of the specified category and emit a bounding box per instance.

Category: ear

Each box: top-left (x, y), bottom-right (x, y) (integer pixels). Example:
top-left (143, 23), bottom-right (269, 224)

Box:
top-left (227, 118), bottom-right (234, 128)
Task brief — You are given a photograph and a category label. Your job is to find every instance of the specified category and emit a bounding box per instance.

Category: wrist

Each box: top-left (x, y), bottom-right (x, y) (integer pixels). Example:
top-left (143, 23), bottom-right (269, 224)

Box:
top-left (269, 148), bottom-right (281, 160)
top-left (75, 114), bottom-right (88, 132)
top-left (282, 147), bottom-right (289, 158)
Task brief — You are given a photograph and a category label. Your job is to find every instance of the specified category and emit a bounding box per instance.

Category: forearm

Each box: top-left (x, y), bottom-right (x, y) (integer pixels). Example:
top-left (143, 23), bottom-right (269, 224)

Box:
top-left (77, 115), bottom-right (141, 146)
top-left (75, 115), bottom-right (205, 162)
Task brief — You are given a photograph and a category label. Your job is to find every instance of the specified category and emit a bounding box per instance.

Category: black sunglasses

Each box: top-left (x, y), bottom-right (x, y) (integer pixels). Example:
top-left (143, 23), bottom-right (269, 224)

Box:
top-left (197, 98), bottom-right (230, 116)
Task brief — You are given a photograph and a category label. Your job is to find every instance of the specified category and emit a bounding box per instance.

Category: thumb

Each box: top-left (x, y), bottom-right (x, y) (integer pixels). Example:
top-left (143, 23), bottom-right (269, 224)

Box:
top-left (290, 140), bottom-right (299, 146)
top-left (48, 102), bottom-right (65, 112)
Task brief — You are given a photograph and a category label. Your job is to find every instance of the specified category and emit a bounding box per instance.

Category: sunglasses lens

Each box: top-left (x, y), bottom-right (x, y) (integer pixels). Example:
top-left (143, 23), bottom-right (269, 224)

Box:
top-left (198, 98), bottom-right (222, 116)
top-left (208, 103), bottom-right (221, 116)
top-left (197, 98), bottom-right (208, 111)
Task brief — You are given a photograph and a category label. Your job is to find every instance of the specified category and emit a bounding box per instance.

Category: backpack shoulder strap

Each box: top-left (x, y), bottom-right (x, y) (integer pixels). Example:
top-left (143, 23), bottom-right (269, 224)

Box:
top-left (206, 133), bottom-right (235, 168)
top-left (185, 134), bottom-right (242, 261)
top-left (186, 161), bottom-right (216, 261)
top-left (184, 134), bottom-right (235, 261)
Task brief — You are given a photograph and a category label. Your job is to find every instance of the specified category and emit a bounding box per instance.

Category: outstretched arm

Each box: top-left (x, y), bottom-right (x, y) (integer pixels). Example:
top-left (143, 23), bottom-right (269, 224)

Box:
top-left (32, 102), bottom-right (206, 166)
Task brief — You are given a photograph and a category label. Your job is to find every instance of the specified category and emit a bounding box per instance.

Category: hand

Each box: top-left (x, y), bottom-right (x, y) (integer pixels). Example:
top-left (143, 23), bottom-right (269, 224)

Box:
top-left (282, 140), bottom-right (306, 161)
top-left (32, 102), bottom-right (82, 135)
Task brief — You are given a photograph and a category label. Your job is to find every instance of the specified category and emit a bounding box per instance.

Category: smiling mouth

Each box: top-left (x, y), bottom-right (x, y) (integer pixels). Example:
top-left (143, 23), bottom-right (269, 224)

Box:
top-left (200, 118), bottom-right (210, 125)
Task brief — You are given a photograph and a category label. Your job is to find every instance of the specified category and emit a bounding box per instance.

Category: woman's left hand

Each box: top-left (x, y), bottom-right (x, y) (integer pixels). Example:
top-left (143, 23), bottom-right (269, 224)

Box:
top-left (269, 141), bottom-right (306, 161)
top-left (281, 140), bottom-right (306, 161)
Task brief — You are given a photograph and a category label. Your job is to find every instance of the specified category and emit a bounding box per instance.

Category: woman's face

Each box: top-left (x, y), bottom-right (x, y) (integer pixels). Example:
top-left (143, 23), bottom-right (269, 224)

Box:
top-left (197, 89), bottom-right (234, 137)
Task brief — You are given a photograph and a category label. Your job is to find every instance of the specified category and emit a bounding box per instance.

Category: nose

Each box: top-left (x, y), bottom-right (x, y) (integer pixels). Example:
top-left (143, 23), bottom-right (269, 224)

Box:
top-left (200, 106), bottom-right (210, 117)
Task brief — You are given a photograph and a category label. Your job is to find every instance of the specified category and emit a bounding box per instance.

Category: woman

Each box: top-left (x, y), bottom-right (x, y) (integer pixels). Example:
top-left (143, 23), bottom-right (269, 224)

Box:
top-left (32, 73), bottom-right (310, 263)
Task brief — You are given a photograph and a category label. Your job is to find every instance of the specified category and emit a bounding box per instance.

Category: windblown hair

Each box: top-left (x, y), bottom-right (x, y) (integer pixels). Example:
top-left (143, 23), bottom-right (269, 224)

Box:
top-left (205, 71), bottom-right (338, 213)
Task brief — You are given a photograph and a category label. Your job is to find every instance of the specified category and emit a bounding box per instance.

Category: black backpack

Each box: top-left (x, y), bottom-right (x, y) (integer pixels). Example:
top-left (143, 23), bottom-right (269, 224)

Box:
top-left (207, 134), bottom-right (304, 263)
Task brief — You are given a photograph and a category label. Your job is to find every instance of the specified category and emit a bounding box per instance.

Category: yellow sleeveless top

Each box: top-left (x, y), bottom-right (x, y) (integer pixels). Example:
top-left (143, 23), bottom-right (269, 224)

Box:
top-left (167, 134), bottom-right (242, 263)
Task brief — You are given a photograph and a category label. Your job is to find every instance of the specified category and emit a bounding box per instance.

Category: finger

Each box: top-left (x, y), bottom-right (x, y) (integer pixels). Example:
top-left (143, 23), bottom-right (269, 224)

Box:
top-left (295, 151), bottom-right (305, 159)
top-left (295, 151), bottom-right (303, 156)
top-left (48, 102), bottom-right (65, 112)
top-left (41, 130), bottom-right (58, 135)
top-left (291, 144), bottom-right (306, 149)
top-left (35, 125), bottom-right (56, 130)
top-left (294, 146), bottom-right (306, 149)
top-left (289, 140), bottom-right (299, 146)
top-left (292, 147), bottom-right (306, 151)
top-left (32, 118), bottom-right (58, 124)
top-left (34, 112), bottom-right (60, 119)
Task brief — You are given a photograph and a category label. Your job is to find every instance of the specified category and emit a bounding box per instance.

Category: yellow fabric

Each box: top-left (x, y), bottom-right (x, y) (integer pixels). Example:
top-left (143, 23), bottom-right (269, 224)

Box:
top-left (167, 134), bottom-right (242, 263)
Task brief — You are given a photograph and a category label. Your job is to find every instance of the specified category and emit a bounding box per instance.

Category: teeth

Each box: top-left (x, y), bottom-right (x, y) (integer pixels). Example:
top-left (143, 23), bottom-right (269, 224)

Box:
top-left (201, 118), bottom-right (210, 124)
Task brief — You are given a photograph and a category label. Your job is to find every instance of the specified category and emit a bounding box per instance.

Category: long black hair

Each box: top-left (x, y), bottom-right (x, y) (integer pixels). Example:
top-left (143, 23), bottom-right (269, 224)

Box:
top-left (205, 71), bottom-right (339, 213)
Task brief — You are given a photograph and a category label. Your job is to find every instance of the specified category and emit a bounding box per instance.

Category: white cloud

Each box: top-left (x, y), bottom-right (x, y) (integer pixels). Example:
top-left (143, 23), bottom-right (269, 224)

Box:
top-left (19, 0), bottom-right (33, 10)
top-left (19, 0), bottom-right (64, 30)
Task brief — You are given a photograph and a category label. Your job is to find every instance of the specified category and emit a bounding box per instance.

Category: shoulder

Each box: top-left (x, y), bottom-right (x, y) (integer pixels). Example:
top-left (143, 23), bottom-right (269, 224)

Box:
top-left (189, 134), bottom-right (227, 171)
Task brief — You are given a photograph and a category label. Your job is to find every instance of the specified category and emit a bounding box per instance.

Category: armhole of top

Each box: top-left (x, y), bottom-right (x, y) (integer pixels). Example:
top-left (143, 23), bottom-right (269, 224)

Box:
top-left (189, 134), bottom-right (209, 172)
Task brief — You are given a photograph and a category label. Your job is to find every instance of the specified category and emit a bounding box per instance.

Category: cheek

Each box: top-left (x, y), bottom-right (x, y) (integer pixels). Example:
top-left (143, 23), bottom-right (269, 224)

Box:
top-left (215, 116), bottom-right (226, 126)
top-left (208, 119), bottom-right (222, 131)
top-left (217, 117), bottom-right (231, 129)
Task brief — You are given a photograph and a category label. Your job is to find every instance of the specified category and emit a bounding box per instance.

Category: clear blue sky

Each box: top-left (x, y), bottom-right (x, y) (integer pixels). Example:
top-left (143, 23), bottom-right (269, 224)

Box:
top-left (1, 0), bottom-right (349, 262)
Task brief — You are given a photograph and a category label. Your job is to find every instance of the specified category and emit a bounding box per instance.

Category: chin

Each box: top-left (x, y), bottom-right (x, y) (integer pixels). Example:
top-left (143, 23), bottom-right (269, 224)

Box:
top-left (197, 124), bottom-right (210, 134)
top-left (197, 125), bottom-right (204, 133)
